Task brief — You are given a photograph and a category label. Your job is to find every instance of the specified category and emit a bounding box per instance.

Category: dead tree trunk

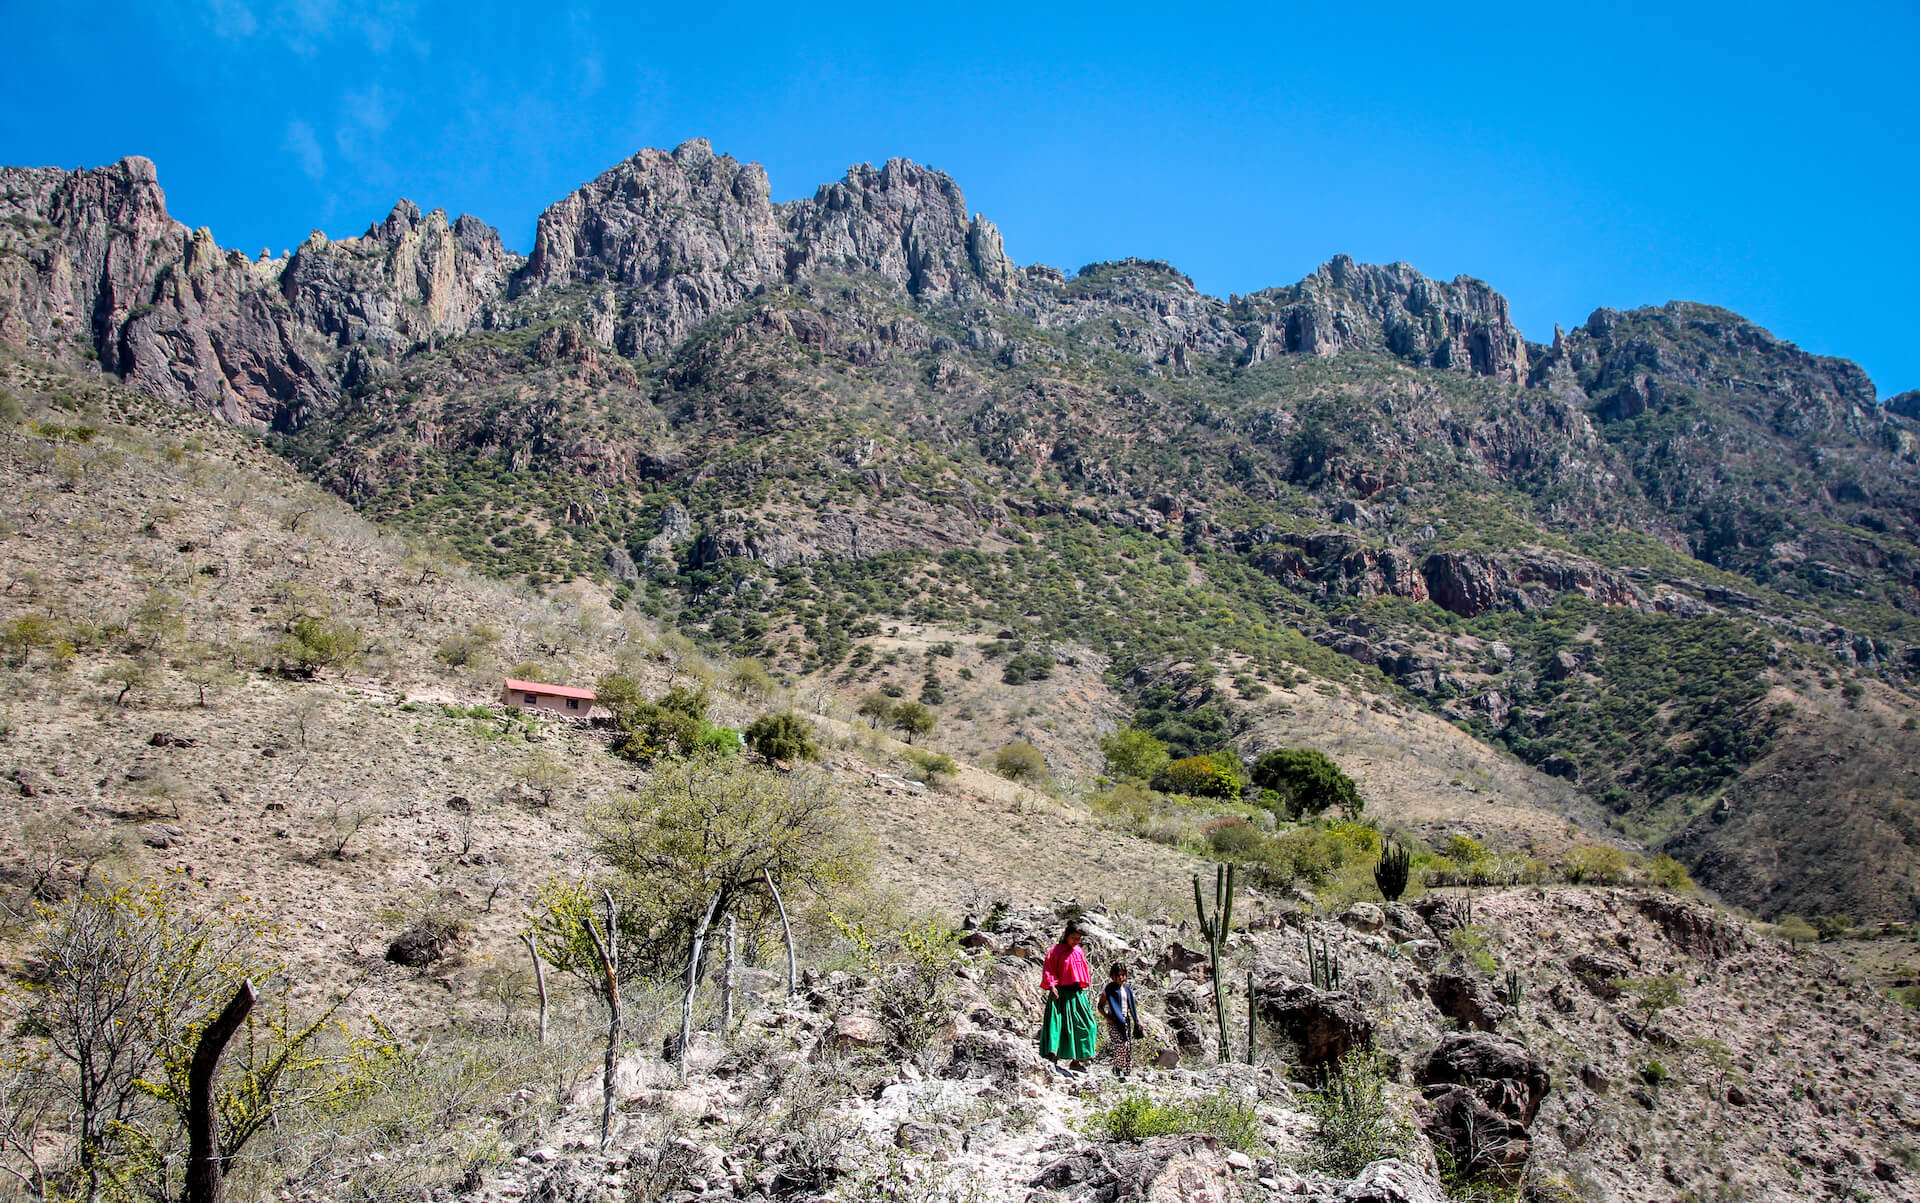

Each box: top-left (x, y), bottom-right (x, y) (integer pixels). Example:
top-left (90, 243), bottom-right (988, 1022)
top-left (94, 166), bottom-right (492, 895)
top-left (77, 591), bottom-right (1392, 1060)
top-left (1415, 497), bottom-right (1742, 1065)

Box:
top-left (764, 868), bottom-right (797, 995)
top-left (184, 980), bottom-right (257, 1203)
top-left (679, 891), bottom-right (722, 1085)
top-left (719, 914), bottom-right (737, 1040)
top-left (582, 892), bottom-right (620, 1152)
top-left (521, 933), bottom-right (548, 1045)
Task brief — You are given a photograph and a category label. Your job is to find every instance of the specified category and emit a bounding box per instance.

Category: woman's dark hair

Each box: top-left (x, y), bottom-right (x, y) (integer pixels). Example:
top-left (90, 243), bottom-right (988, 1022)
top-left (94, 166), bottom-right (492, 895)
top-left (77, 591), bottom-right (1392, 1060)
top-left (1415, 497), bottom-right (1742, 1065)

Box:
top-left (1109, 961), bottom-right (1128, 978)
top-left (1062, 920), bottom-right (1086, 938)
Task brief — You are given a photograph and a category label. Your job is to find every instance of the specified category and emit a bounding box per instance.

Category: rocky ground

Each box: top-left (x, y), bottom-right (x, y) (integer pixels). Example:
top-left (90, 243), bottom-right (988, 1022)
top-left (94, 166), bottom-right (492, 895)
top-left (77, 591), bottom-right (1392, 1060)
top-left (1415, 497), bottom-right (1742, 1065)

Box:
top-left (431, 891), bottom-right (1920, 1203)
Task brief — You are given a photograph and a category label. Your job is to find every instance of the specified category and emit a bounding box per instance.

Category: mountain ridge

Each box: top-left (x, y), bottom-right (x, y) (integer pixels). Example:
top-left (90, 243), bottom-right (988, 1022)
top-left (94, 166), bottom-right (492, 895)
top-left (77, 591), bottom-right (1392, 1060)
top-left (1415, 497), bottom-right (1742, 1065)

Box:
top-left (5, 142), bottom-right (1920, 924)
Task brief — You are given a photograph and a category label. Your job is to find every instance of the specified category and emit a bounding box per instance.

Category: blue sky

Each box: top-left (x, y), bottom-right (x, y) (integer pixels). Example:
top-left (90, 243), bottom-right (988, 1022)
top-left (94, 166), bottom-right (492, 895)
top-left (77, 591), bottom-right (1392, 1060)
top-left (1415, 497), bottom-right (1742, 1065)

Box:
top-left (5, 1), bottom-right (1917, 392)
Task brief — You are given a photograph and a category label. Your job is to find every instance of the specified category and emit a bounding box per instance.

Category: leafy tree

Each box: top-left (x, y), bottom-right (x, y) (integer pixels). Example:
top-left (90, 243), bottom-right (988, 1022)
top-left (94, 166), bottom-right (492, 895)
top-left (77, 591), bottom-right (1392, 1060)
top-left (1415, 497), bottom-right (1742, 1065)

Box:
top-left (856, 692), bottom-right (896, 728)
top-left (16, 882), bottom-right (393, 1203)
top-left (1153, 755), bottom-right (1242, 799)
top-left (178, 643), bottom-right (238, 707)
top-left (903, 749), bottom-right (957, 784)
top-left (744, 711), bottom-right (818, 762)
top-left (1251, 748), bottom-right (1360, 819)
top-left (890, 701), bottom-right (935, 744)
top-left (993, 741), bottom-right (1048, 783)
top-left (1099, 726), bottom-right (1171, 781)
top-left (1646, 853), bottom-right (1694, 891)
top-left (102, 654), bottom-right (158, 707)
top-left (729, 658), bottom-right (777, 699)
top-left (3, 614), bottom-right (52, 667)
top-left (1618, 973), bottom-right (1684, 1017)
top-left (1775, 914), bottom-right (1817, 948)
top-left (601, 681), bottom-right (713, 763)
top-left (272, 617), bottom-right (361, 679)
top-left (584, 758), bottom-right (866, 975)
top-left (1559, 844), bottom-right (1629, 885)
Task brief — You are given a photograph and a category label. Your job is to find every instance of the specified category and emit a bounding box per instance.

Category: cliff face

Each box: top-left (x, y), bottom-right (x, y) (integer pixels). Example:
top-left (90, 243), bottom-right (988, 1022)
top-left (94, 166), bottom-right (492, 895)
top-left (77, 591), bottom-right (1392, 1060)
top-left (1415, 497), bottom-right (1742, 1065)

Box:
top-left (1235, 255), bottom-right (1530, 383)
top-left (0, 156), bottom-right (513, 427)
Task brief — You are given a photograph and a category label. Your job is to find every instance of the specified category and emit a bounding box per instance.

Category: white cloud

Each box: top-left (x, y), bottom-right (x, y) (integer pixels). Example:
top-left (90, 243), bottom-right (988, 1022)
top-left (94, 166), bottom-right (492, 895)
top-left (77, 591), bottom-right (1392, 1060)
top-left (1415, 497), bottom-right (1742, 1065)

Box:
top-left (285, 120), bottom-right (326, 180)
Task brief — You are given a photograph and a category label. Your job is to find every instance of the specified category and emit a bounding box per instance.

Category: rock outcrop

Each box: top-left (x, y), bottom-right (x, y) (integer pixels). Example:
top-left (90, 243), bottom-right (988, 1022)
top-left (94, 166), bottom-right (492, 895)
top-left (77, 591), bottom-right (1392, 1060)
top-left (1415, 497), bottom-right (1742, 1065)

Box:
top-left (1233, 255), bottom-right (1529, 383)
top-left (0, 156), bottom-right (513, 427)
top-left (1253, 979), bottom-right (1373, 1066)
top-left (1420, 549), bottom-right (1645, 618)
top-left (1029, 1135), bottom-right (1243, 1203)
top-left (513, 139), bottom-right (1015, 357)
top-left (1415, 1032), bottom-right (1551, 1179)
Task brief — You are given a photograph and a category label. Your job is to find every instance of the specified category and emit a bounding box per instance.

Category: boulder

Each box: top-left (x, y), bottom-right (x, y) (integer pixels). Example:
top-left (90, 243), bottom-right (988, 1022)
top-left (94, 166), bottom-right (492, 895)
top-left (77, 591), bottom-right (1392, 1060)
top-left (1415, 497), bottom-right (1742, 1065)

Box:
top-left (1318, 1159), bottom-right (1447, 1203)
top-left (1426, 974), bottom-right (1507, 1031)
top-left (1156, 942), bottom-right (1212, 974)
top-left (1421, 1084), bottom-right (1534, 1178)
top-left (1415, 1032), bottom-right (1550, 1124)
top-left (1416, 1027), bottom-right (1550, 1181)
top-left (384, 916), bottom-right (462, 967)
top-left (1635, 895), bottom-right (1743, 960)
top-left (1029, 1134), bottom-right (1243, 1203)
top-left (140, 823), bottom-right (185, 850)
top-left (1339, 904), bottom-right (1386, 934)
top-left (1253, 980), bottom-right (1372, 1067)
top-left (984, 960), bottom-right (1042, 1017)
top-left (1567, 952), bottom-right (1632, 999)
top-left (1382, 904), bottom-right (1430, 941)
top-left (941, 1032), bottom-right (1051, 1085)
top-left (822, 1014), bottom-right (887, 1053)
top-left (1409, 895), bottom-right (1470, 939)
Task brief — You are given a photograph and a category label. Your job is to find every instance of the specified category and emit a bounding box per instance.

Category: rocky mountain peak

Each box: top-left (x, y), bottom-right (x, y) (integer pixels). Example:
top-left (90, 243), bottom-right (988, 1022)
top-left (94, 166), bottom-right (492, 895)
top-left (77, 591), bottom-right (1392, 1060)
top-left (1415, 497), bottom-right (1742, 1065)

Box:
top-left (1230, 255), bottom-right (1530, 382)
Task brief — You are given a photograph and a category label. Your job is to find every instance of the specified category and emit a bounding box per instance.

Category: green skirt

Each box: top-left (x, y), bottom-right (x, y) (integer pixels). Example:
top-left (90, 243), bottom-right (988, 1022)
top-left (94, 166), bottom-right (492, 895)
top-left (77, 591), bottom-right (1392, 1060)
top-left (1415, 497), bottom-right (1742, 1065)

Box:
top-left (1040, 985), bottom-right (1099, 1061)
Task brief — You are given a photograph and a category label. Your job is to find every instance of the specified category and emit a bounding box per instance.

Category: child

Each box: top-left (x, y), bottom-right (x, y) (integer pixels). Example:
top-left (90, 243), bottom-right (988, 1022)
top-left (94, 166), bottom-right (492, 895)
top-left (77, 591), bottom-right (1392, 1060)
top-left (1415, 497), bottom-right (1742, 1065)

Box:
top-left (1100, 963), bottom-right (1144, 1078)
top-left (1038, 921), bottom-right (1098, 1074)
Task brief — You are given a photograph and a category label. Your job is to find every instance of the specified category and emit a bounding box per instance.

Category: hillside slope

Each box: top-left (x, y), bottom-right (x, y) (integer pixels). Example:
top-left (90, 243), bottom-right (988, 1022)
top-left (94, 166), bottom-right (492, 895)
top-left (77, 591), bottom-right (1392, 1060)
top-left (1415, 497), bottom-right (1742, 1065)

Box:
top-left (4, 144), bottom-right (1920, 921)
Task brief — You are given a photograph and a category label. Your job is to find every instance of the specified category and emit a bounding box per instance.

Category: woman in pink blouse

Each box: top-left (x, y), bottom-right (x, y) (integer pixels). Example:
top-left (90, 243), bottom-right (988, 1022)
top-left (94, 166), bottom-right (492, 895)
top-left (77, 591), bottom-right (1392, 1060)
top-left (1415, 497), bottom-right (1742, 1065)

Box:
top-left (1038, 921), bottom-right (1098, 1073)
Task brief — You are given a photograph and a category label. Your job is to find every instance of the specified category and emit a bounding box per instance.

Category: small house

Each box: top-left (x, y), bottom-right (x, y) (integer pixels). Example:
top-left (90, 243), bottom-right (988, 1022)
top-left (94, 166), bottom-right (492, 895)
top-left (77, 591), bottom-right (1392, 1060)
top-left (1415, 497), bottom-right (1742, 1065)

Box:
top-left (502, 678), bottom-right (596, 717)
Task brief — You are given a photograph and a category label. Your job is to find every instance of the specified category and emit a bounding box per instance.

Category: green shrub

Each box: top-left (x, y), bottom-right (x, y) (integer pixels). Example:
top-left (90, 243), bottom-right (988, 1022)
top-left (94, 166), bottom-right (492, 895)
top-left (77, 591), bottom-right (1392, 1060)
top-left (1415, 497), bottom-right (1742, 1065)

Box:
top-left (1646, 853), bottom-right (1694, 891)
top-left (1559, 845), bottom-right (1629, 885)
top-left (903, 749), bottom-right (957, 784)
top-left (1089, 781), bottom-right (1155, 828)
top-left (434, 623), bottom-right (498, 669)
top-left (993, 741), bottom-right (1048, 783)
top-left (1151, 755), bottom-right (1240, 799)
top-left (273, 616), bottom-right (362, 678)
top-left (745, 711), bottom-right (819, 762)
top-left (730, 658), bottom-right (777, 698)
top-left (1206, 817), bottom-right (1264, 859)
top-left (1251, 748), bottom-right (1362, 819)
top-left (1304, 1055), bottom-right (1417, 1176)
top-left (1099, 726), bottom-right (1170, 781)
top-left (1447, 926), bottom-right (1501, 974)
top-left (1086, 1088), bottom-right (1262, 1151)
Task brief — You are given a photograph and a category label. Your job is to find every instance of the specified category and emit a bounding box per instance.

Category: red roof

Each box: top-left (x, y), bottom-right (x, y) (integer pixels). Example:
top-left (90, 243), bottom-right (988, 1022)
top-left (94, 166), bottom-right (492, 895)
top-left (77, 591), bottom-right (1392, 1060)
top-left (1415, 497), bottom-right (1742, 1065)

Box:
top-left (504, 678), bottom-right (597, 701)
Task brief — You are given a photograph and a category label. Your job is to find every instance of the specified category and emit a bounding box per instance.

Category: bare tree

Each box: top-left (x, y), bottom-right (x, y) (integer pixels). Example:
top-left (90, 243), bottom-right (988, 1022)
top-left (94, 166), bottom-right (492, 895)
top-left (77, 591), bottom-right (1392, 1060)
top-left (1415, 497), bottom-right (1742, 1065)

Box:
top-left (520, 933), bottom-right (549, 1045)
top-left (582, 892), bottom-right (621, 1152)
top-left (320, 797), bottom-right (377, 861)
top-left (23, 884), bottom-right (249, 1203)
